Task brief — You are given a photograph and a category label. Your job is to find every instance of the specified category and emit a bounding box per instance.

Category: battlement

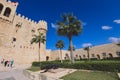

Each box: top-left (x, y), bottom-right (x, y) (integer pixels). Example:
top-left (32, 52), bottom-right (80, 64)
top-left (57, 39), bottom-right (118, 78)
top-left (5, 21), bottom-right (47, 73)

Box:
top-left (16, 13), bottom-right (47, 30)
top-left (38, 20), bottom-right (47, 30)
top-left (0, 0), bottom-right (47, 31)
top-left (4, 0), bottom-right (18, 6)
top-left (16, 13), bottom-right (37, 25)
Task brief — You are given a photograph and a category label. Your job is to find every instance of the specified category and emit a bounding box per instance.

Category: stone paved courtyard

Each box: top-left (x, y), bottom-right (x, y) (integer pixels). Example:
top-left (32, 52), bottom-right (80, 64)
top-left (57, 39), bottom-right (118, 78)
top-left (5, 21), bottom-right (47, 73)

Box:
top-left (0, 77), bottom-right (15, 80)
top-left (0, 64), bottom-right (30, 80)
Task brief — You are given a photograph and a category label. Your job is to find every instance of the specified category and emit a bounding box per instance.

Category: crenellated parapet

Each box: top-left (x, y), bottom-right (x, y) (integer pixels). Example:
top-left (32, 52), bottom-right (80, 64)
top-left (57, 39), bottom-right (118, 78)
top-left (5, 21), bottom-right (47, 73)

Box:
top-left (0, 0), bottom-right (47, 31)
top-left (15, 13), bottom-right (47, 31)
top-left (4, 0), bottom-right (18, 6)
top-left (16, 13), bottom-right (38, 25)
top-left (38, 20), bottom-right (47, 30)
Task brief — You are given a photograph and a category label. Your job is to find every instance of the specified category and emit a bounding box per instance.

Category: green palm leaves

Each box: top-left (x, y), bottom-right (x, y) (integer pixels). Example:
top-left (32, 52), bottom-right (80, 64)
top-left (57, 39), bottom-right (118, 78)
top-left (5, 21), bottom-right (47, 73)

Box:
top-left (57, 13), bottom-right (82, 63)
top-left (57, 13), bottom-right (82, 37)
top-left (56, 40), bottom-right (64, 49)
top-left (31, 32), bottom-right (46, 44)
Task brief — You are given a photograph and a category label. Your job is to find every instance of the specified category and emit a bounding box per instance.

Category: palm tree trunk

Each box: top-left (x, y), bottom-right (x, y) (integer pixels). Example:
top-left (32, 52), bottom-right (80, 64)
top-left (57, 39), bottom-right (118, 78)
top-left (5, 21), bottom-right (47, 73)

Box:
top-left (69, 36), bottom-right (74, 63)
top-left (60, 48), bottom-right (63, 63)
top-left (87, 50), bottom-right (90, 61)
top-left (38, 42), bottom-right (40, 66)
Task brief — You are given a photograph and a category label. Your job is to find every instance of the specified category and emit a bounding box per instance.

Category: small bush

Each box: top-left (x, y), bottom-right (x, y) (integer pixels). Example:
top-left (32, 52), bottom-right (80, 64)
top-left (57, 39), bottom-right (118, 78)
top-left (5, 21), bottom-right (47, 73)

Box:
top-left (32, 60), bottom-right (120, 72)
top-left (41, 63), bottom-right (59, 70)
top-left (102, 57), bottom-right (120, 60)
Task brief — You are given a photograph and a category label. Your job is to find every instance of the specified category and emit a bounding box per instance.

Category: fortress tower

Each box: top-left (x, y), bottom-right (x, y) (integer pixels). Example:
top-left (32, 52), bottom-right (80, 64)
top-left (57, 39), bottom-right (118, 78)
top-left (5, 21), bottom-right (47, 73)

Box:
top-left (37, 20), bottom-right (47, 60)
top-left (0, 0), bottom-right (48, 64)
top-left (0, 0), bottom-right (18, 22)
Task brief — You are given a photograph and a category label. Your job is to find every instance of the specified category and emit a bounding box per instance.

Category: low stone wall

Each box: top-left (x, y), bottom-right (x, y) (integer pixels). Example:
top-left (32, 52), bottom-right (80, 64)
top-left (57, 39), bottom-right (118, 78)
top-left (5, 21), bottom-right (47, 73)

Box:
top-left (23, 70), bottom-right (63, 80)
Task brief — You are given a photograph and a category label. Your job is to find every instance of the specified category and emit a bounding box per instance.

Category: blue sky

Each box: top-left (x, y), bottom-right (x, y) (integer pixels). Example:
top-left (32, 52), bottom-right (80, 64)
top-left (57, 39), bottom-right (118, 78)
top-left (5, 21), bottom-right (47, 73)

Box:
top-left (11, 0), bottom-right (120, 50)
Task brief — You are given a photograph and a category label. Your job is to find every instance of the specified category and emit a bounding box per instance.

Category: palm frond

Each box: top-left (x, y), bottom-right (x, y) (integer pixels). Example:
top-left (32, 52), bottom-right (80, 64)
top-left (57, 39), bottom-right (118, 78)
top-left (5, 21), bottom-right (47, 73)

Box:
top-left (57, 21), bottom-right (65, 28)
top-left (62, 13), bottom-right (67, 22)
top-left (57, 13), bottom-right (82, 37)
top-left (31, 38), bottom-right (36, 44)
top-left (55, 40), bottom-right (64, 49)
top-left (68, 13), bottom-right (76, 23)
top-left (31, 32), bottom-right (46, 44)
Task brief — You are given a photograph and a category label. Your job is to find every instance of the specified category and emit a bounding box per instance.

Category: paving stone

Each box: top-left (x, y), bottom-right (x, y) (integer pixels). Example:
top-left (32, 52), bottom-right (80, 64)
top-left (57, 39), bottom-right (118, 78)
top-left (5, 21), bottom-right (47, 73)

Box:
top-left (0, 77), bottom-right (15, 80)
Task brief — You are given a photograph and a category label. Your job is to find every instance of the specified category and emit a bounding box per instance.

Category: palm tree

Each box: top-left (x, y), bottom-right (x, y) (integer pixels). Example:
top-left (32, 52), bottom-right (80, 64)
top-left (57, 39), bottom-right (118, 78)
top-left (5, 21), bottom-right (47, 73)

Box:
top-left (31, 32), bottom-right (46, 65)
top-left (57, 13), bottom-right (82, 63)
top-left (84, 46), bottom-right (90, 60)
top-left (55, 40), bottom-right (64, 63)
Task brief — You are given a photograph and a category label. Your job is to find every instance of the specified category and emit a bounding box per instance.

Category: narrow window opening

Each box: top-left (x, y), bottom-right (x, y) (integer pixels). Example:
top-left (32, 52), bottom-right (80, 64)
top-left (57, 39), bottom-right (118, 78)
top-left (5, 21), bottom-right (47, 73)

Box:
top-left (4, 7), bottom-right (11, 17)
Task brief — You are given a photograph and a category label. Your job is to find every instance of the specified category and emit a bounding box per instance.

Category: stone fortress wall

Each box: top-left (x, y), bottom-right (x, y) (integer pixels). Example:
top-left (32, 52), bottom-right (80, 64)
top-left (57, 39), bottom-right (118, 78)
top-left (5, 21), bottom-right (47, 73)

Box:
top-left (74, 43), bottom-right (120, 59)
top-left (0, 0), bottom-right (120, 64)
top-left (50, 43), bottom-right (120, 61)
top-left (0, 0), bottom-right (48, 64)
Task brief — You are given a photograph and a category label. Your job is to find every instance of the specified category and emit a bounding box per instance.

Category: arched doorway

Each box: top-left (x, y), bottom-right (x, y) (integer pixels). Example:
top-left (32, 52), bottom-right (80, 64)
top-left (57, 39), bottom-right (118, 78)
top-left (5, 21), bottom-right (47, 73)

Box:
top-left (83, 55), bottom-right (86, 59)
top-left (65, 53), bottom-right (69, 60)
top-left (108, 53), bottom-right (113, 58)
top-left (97, 54), bottom-right (100, 60)
top-left (79, 55), bottom-right (81, 60)
top-left (75, 55), bottom-right (78, 59)
top-left (46, 56), bottom-right (49, 61)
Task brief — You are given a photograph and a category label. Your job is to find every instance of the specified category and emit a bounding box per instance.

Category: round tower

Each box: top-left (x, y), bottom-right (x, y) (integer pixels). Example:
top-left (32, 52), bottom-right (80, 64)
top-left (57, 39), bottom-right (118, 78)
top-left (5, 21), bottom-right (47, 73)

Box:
top-left (37, 20), bottom-right (47, 34)
top-left (37, 20), bottom-right (47, 61)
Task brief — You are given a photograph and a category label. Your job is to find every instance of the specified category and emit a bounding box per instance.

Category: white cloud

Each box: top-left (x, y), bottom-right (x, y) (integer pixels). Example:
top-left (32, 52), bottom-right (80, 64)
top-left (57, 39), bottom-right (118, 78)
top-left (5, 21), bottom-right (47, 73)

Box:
top-left (109, 37), bottom-right (120, 43)
top-left (82, 43), bottom-right (92, 48)
top-left (102, 26), bottom-right (112, 30)
top-left (51, 23), bottom-right (58, 29)
top-left (113, 19), bottom-right (120, 24)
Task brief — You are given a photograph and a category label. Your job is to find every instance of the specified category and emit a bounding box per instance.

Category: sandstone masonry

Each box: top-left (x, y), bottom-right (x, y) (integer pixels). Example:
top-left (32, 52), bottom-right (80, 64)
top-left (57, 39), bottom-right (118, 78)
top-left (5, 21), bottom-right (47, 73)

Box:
top-left (0, 0), bottom-right (47, 64)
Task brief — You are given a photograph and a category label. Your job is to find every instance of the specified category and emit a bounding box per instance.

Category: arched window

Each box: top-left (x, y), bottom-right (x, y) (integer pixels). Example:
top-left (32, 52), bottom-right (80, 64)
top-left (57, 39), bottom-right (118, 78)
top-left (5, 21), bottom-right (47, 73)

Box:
top-left (0, 3), bottom-right (3, 14)
top-left (65, 53), bottom-right (69, 60)
top-left (64, 57), bottom-right (66, 60)
top-left (4, 7), bottom-right (11, 17)
top-left (79, 55), bottom-right (81, 60)
top-left (83, 55), bottom-right (86, 58)
top-left (46, 56), bottom-right (49, 61)
top-left (97, 54), bottom-right (100, 60)
top-left (76, 55), bottom-right (78, 58)
top-left (109, 53), bottom-right (113, 58)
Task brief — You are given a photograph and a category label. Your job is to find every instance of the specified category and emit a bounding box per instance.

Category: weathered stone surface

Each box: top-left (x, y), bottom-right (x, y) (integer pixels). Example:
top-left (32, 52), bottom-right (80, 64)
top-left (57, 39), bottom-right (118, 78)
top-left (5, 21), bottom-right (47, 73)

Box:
top-left (49, 43), bottom-right (120, 60)
top-left (0, 0), bottom-right (47, 64)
